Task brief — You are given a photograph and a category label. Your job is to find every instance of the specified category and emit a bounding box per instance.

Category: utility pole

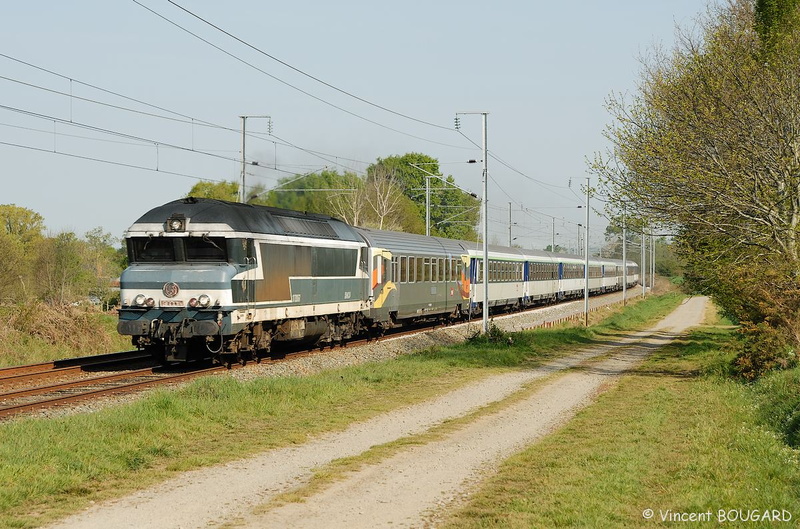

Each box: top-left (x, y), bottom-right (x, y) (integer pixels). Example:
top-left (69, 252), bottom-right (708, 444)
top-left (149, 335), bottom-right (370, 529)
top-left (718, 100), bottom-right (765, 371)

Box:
top-left (457, 111), bottom-right (490, 334)
top-left (508, 202), bottom-right (512, 247)
top-left (426, 175), bottom-right (431, 236)
top-left (622, 214), bottom-right (627, 306)
top-left (239, 115), bottom-right (271, 203)
top-left (641, 230), bottom-right (647, 297)
top-left (651, 233), bottom-right (656, 293)
top-left (481, 113), bottom-right (489, 334)
top-left (584, 176), bottom-right (590, 327)
top-left (552, 217), bottom-right (555, 252)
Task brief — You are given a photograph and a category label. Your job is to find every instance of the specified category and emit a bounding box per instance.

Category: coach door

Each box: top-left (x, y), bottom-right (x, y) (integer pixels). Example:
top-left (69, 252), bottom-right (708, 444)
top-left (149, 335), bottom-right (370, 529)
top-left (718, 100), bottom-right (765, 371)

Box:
top-left (243, 239), bottom-right (256, 314)
top-left (371, 249), bottom-right (394, 310)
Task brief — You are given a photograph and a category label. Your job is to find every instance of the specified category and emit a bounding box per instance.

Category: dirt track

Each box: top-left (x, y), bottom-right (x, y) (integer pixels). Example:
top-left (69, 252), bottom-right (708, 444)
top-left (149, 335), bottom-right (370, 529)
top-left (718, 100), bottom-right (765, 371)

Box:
top-left (48, 296), bottom-right (708, 529)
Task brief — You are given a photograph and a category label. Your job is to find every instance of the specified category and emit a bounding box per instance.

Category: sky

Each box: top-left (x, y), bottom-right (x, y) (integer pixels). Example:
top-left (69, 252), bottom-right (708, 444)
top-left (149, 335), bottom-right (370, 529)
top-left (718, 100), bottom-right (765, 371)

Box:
top-left (0, 0), bottom-right (709, 252)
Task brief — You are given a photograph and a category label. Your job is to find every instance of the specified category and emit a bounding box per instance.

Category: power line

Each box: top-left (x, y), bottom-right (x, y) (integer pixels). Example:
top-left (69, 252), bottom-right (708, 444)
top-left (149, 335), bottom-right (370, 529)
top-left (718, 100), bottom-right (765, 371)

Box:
top-left (0, 53), bottom-right (378, 176)
top-left (0, 103), bottom-right (246, 167)
top-left (0, 139), bottom-right (226, 182)
top-left (132, 0), bottom-right (472, 151)
top-left (456, 129), bottom-right (573, 194)
top-left (166, 0), bottom-right (453, 131)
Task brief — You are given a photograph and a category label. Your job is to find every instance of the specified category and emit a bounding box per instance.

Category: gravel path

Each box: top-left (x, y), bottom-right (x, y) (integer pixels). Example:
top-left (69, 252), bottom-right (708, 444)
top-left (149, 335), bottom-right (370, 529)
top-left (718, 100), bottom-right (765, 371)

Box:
top-left (48, 294), bottom-right (706, 529)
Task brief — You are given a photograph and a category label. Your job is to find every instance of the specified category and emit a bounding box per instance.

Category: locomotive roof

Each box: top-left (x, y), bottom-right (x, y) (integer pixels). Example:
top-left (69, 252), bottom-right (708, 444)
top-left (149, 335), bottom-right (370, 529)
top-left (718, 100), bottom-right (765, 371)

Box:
top-left (126, 198), bottom-right (363, 242)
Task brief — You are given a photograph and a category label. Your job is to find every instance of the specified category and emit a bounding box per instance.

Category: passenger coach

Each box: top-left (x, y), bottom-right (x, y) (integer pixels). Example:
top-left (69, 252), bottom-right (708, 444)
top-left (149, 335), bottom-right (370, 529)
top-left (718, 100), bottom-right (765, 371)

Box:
top-left (117, 198), bottom-right (639, 365)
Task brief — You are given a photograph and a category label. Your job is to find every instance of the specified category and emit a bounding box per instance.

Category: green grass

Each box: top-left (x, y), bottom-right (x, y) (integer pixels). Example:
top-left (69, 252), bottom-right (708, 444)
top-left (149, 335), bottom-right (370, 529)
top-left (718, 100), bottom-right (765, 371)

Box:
top-left (751, 368), bottom-right (800, 448)
top-left (439, 320), bottom-right (800, 528)
top-left (0, 293), bottom-right (685, 528)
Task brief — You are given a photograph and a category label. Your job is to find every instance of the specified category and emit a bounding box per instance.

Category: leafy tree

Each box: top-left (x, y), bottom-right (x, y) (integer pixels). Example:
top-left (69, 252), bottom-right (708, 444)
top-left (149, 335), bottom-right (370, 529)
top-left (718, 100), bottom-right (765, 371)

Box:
top-left (36, 232), bottom-right (91, 305)
top-left (0, 205), bottom-right (44, 302)
top-left (0, 204), bottom-right (44, 244)
top-left (183, 152), bottom-right (479, 241)
top-left (0, 232), bottom-right (27, 302)
top-left (256, 170), bottom-right (353, 215)
top-left (187, 180), bottom-right (239, 202)
top-left (255, 167), bottom-right (426, 233)
top-left (594, 0), bottom-right (800, 372)
top-left (755, 0), bottom-right (800, 45)
top-left (83, 227), bottom-right (124, 305)
top-left (368, 153), bottom-right (480, 240)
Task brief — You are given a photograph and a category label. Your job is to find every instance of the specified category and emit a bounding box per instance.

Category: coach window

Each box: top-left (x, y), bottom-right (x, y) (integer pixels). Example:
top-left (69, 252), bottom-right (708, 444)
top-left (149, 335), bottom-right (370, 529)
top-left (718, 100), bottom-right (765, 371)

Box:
top-left (417, 257), bottom-right (425, 283)
top-left (431, 258), bottom-right (438, 283)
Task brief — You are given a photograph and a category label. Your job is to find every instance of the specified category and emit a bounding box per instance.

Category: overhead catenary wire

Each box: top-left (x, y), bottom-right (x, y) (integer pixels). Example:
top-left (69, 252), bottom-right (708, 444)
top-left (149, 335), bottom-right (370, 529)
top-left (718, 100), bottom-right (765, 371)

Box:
top-left (0, 53), bottom-right (378, 181)
top-left (166, 0), bottom-right (453, 132)
top-left (0, 53), bottom-right (376, 168)
top-left (0, 139), bottom-right (228, 183)
top-left (132, 0), bottom-right (472, 151)
top-left (0, 103), bottom-right (266, 169)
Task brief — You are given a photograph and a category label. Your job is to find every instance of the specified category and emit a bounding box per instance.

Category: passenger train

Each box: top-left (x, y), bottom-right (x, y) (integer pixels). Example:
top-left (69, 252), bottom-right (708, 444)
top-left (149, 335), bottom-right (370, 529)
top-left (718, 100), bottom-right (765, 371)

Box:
top-left (117, 198), bottom-right (639, 365)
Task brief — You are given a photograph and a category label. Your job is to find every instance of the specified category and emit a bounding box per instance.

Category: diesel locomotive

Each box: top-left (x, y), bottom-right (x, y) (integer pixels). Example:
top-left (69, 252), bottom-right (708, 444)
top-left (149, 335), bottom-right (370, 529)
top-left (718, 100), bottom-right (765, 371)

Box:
top-left (117, 198), bottom-right (639, 365)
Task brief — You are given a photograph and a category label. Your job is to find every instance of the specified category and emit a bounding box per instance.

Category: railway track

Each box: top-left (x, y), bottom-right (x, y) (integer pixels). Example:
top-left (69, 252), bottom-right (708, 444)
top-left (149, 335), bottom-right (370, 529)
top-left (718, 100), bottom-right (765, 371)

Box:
top-left (0, 363), bottom-right (226, 420)
top-left (0, 291), bottom-right (636, 421)
top-left (0, 350), bottom-right (151, 381)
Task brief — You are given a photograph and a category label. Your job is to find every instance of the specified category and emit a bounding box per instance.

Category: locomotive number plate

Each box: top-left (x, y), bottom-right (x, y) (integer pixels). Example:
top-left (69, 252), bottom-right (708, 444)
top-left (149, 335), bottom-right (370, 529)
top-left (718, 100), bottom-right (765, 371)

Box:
top-left (160, 299), bottom-right (185, 308)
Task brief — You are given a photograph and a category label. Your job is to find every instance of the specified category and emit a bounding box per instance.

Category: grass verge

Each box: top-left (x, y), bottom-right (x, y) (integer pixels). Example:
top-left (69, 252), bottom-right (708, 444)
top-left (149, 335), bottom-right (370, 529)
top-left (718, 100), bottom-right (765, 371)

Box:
top-left (0, 293), bottom-right (684, 528)
top-left (439, 314), bottom-right (800, 528)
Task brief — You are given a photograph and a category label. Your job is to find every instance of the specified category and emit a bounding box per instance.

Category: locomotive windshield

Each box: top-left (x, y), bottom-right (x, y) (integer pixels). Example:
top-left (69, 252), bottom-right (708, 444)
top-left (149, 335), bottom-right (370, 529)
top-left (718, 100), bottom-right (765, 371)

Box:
top-left (128, 236), bottom-right (229, 263)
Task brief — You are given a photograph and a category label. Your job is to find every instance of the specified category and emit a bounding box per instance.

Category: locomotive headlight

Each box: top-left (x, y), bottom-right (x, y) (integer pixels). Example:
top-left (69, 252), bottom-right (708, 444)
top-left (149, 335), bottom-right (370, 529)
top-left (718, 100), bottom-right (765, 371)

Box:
top-left (145, 297), bottom-right (156, 308)
top-left (166, 214), bottom-right (186, 232)
top-left (188, 295), bottom-right (210, 308)
top-left (134, 294), bottom-right (147, 307)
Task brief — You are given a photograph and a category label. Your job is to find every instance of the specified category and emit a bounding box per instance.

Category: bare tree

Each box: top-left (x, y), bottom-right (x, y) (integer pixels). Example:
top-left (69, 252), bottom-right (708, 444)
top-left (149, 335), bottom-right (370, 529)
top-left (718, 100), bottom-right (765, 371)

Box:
top-left (327, 172), bottom-right (369, 227)
top-left (364, 166), bottom-right (405, 230)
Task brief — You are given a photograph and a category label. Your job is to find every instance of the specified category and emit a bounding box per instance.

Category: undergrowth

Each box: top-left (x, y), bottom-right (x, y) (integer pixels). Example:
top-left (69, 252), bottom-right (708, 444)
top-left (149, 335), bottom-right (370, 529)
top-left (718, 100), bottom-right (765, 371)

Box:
top-left (0, 302), bottom-right (130, 366)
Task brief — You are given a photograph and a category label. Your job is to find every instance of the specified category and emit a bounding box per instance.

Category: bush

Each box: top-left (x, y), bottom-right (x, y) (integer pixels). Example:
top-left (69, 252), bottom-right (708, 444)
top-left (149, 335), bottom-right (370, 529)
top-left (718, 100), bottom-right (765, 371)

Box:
top-left (732, 322), bottom-right (798, 381)
top-left (0, 301), bottom-right (130, 366)
top-left (467, 322), bottom-right (513, 346)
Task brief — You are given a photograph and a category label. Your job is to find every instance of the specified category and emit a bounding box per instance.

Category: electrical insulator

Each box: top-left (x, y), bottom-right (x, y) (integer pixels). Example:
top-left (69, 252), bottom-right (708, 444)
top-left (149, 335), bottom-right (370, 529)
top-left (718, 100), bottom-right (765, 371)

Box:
top-left (268, 119), bottom-right (273, 135)
top-left (454, 116), bottom-right (461, 130)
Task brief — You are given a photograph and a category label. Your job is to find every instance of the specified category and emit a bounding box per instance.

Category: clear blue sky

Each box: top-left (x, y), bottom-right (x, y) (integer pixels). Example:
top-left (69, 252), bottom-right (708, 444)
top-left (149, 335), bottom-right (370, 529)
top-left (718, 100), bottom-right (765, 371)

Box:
top-left (1, 0), bottom-right (708, 251)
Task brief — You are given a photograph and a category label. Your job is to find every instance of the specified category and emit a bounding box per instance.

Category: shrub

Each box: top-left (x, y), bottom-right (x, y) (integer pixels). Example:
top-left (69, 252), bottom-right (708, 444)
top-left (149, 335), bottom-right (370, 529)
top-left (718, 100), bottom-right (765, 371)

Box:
top-left (732, 322), bottom-right (798, 381)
